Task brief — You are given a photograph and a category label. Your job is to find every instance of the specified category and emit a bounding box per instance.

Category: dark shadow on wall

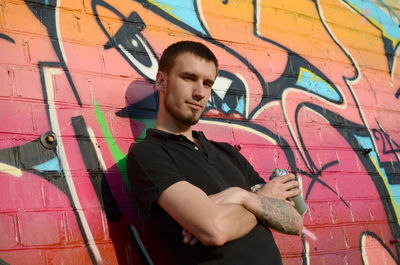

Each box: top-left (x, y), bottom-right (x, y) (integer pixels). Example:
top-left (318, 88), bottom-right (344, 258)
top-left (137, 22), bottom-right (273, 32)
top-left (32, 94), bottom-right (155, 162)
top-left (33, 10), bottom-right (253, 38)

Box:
top-left (103, 80), bottom-right (175, 265)
top-left (102, 164), bottom-right (175, 265)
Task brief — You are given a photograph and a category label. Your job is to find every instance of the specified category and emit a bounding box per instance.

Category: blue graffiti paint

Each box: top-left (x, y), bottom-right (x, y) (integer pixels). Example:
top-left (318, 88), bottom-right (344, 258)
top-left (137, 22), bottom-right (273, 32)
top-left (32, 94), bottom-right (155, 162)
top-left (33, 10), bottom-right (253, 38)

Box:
top-left (33, 157), bottom-right (61, 172)
top-left (377, 0), bottom-right (400, 22)
top-left (354, 135), bottom-right (400, 222)
top-left (147, 0), bottom-right (207, 35)
top-left (343, 0), bottom-right (400, 46)
top-left (222, 102), bottom-right (230, 113)
top-left (235, 97), bottom-right (245, 115)
top-left (296, 68), bottom-right (341, 101)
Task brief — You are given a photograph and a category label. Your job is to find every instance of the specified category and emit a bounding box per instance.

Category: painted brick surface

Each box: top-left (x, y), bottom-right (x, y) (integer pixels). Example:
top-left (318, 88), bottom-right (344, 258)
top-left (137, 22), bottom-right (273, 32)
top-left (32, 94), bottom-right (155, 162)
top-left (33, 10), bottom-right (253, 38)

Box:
top-left (0, 0), bottom-right (399, 264)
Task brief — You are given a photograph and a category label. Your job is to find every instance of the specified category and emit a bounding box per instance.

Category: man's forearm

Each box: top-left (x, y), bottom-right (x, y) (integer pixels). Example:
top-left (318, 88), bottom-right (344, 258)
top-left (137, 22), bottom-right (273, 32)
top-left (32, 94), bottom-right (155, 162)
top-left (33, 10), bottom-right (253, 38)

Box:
top-left (243, 192), bottom-right (303, 235)
top-left (212, 203), bottom-right (258, 244)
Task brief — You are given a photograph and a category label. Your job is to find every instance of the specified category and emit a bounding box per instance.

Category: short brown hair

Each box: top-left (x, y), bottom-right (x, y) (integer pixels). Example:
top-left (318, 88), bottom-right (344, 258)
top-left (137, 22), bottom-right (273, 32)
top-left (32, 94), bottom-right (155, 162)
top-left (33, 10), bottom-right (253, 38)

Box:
top-left (158, 41), bottom-right (218, 74)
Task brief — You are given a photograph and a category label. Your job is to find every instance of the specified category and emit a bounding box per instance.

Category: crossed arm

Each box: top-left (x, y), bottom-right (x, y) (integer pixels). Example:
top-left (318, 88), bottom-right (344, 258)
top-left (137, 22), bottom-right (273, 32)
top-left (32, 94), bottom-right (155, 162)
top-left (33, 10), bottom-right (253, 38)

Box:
top-left (157, 173), bottom-right (303, 247)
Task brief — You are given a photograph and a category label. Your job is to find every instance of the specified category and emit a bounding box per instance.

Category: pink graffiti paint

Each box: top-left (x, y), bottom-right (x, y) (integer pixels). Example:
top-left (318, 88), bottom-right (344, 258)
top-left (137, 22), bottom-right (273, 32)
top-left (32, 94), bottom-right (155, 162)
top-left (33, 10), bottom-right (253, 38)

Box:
top-left (360, 8), bottom-right (371, 25)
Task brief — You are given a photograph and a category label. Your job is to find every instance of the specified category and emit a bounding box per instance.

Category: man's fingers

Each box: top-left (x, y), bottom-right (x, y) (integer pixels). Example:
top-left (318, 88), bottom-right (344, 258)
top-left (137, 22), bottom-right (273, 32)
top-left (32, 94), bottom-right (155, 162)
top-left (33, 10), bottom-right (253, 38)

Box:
top-left (286, 188), bottom-right (301, 198)
top-left (182, 229), bottom-right (199, 245)
top-left (189, 237), bottom-right (199, 246)
top-left (286, 199), bottom-right (295, 207)
top-left (283, 180), bottom-right (299, 190)
top-left (278, 173), bottom-right (296, 183)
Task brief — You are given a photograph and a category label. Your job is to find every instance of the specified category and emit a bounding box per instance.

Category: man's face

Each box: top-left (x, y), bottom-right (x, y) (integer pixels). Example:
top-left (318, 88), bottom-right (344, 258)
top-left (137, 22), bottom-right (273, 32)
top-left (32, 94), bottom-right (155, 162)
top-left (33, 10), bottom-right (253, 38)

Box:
top-left (161, 52), bottom-right (217, 126)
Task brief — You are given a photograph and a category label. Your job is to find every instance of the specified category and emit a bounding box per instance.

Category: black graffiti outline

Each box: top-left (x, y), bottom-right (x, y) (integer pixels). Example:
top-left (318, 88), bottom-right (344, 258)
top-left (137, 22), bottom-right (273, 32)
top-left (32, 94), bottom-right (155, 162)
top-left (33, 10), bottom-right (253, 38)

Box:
top-left (71, 115), bottom-right (121, 222)
top-left (134, 0), bottom-right (271, 120)
top-left (340, 0), bottom-right (400, 79)
top-left (25, 0), bottom-right (82, 106)
top-left (360, 231), bottom-right (399, 265)
top-left (92, 0), bottom-right (160, 83)
top-left (19, 0), bottom-right (400, 261)
top-left (314, 0), bottom-right (400, 254)
top-left (0, 33), bottom-right (15, 43)
top-left (39, 62), bottom-right (99, 264)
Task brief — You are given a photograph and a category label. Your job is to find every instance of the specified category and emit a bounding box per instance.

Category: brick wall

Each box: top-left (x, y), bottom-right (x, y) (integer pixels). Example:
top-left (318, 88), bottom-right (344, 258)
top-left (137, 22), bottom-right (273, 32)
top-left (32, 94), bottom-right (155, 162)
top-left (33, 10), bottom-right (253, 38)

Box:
top-left (0, 0), bottom-right (399, 264)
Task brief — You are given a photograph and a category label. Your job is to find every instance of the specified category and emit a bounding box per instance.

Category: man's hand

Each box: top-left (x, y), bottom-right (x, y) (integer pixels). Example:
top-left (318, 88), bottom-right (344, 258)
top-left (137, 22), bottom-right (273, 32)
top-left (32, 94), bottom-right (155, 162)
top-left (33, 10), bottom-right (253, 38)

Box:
top-left (256, 173), bottom-right (300, 206)
top-left (182, 228), bottom-right (199, 246)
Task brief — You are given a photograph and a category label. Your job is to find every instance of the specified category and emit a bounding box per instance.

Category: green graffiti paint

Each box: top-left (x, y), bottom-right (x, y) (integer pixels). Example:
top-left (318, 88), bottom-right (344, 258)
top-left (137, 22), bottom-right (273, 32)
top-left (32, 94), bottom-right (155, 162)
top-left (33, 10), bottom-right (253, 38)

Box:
top-left (135, 118), bottom-right (157, 143)
top-left (94, 100), bottom-right (131, 191)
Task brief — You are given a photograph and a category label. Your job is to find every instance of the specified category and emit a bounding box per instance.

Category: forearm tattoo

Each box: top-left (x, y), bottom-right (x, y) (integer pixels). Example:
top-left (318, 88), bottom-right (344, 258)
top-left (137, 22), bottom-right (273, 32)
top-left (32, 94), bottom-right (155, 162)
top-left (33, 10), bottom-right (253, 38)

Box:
top-left (257, 197), bottom-right (301, 235)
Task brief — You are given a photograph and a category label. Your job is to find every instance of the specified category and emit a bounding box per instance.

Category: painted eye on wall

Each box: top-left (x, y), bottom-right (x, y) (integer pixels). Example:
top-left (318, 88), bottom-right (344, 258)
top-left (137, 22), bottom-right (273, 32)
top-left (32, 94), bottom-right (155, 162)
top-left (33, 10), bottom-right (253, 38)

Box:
top-left (104, 12), bottom-right (159, 82)
top-left (205, 70), bottom-right (247, 120)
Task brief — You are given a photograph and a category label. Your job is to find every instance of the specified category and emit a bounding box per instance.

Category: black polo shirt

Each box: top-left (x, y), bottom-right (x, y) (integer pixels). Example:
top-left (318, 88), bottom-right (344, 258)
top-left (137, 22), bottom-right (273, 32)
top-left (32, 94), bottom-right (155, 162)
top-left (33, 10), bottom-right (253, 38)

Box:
top-left (127, 128), bottom-right (282, 265)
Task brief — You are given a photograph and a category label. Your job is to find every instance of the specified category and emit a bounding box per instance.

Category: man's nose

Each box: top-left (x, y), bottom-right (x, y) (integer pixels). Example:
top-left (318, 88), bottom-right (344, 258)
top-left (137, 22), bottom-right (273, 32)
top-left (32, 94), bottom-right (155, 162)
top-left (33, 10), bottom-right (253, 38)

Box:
top-left (192, 81), bottom-right (206, 100)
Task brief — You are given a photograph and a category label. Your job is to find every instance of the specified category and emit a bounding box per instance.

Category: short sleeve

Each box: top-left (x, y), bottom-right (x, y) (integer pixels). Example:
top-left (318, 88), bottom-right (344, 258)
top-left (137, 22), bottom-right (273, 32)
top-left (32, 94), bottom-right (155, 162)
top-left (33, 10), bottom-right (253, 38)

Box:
top-left (234, 147), bottom-right (266, 188)
top-left (127, 141), bottom-right (184, 211)
top-left (216, 142), bottom-right (266, 189)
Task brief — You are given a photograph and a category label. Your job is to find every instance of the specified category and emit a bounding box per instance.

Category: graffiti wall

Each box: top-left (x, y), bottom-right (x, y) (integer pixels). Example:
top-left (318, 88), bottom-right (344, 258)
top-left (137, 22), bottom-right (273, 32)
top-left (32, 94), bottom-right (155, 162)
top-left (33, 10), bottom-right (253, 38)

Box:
top-left (0, 0), bottom-right (399, 264)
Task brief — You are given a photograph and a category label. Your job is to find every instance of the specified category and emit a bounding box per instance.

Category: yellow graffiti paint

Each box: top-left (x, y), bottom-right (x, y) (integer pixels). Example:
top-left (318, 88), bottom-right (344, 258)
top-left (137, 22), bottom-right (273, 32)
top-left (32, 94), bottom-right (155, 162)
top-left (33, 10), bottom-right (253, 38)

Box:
top-left (345, 1), bottom-right (400, 47)
top-left (297, 67), bottom-right (337, 94)
top-left (0, 162), bottom-right (22, 177)
top-left (370, 155), bottom-right (400, 225)
top-left (146, 0), bottom-right (182, 22)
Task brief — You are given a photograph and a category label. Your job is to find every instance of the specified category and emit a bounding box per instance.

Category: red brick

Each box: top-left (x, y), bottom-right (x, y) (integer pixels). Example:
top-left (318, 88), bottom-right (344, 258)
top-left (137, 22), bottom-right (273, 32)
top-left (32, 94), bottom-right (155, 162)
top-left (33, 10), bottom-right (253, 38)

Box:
top-left (337, 149), bottom-right (363, 173)
top-left (307, 226), bottom-right (348, 253)
top-left (45, 246), bottom-right (93, 265)
top-left (89, 76), bottom-right (129, 110)
top-left (315, 149), bottom-right (341, 173)
top-left (273, 231), bottom-right (303, 256)
top-left (341, 224), bottom-right (363, 250)
top-left (51, 70), bottom-right (93, 107)
top-left (101, 47), bottom-right (150, 79)
top-left (0, 172), bottom-right (46, 211)
top-left (335, 172), bottom-right (379, 200)
top-left (306, 201), bottom-right (335, 226)
top-left (12, 66), bottom-right (43, 100)
top-left (60, 41), bottom-right (104, 74)
top-left (42, 179), bottom-right (73, 210)
top-left (280, 256), bottom-right (303, 265)
top-left (350, 199), bottom-right (378, 223)
top-left (0, 249), bottom-right (46, 264)
top-left (195, 121), bottom-right (234, 143)
top-left (330, 200), bottom-right (355, 224)
top-left (0, 99), bottom-right (34, 135)
top-left (4, 1), bottom-right (49, 34)
top-left (0, 65), bottom-right (13, 97)
top-left (0, 214), bottom-right (18, 249)
top-left (0, 34), bottom-right (28, 65)
top-left (65, 210), bottom-right (86, 244)
top-left (30, 101), bottom-right (51, 135)
top-left (19, 211), bottom-right (65, 246)
top-left (323, 251), bottom-right (358, 265)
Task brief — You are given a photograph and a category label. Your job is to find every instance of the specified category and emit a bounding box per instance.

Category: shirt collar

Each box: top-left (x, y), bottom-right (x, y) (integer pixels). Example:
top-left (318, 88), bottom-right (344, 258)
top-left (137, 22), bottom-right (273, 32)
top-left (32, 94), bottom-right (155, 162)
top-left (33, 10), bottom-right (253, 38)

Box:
top-left (145, 128), bottom-right (216, 164)
top-left (145, 128), bottom-right (207, 142)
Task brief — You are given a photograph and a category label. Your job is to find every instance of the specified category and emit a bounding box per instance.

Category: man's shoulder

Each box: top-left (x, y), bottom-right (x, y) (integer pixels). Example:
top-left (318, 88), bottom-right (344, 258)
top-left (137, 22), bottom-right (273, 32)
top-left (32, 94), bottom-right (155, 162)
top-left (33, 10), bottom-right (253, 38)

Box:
top-left (128, 137), bottom-right (166, 159)
top-left (208, 139), bottom-right (237, 153)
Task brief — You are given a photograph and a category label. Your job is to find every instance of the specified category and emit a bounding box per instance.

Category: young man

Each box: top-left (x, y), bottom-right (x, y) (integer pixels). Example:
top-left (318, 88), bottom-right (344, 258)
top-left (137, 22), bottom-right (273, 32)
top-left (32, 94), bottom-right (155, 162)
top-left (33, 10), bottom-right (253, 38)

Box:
top-left (127, 41), bottom-right (303, 265)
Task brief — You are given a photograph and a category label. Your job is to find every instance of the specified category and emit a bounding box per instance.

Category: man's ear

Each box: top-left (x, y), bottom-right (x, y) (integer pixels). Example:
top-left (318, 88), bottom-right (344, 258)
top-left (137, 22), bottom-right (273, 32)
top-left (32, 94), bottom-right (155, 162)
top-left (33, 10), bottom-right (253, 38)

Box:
top-left (155, 71), bottom-right (166, 91)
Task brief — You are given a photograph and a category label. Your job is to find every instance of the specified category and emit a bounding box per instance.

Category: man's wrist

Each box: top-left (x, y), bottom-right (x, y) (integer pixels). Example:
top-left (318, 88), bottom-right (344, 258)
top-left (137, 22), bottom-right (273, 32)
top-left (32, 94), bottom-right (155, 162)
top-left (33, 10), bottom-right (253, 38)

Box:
top-left (239, 188), bottom-right (256, 206)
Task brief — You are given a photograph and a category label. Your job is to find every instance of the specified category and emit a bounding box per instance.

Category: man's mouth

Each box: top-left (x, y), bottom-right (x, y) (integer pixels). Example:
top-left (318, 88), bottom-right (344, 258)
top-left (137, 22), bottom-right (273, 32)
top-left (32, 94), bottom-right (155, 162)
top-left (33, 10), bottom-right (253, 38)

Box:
top-left (186, 101), bottom-right (203, 110)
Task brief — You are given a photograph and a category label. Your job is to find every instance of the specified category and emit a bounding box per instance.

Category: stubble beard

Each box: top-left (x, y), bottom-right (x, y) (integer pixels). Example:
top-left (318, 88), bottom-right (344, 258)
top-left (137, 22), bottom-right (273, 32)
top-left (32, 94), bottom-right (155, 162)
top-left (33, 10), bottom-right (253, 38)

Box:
top-left (164, 95), bottom-right (201, 126)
